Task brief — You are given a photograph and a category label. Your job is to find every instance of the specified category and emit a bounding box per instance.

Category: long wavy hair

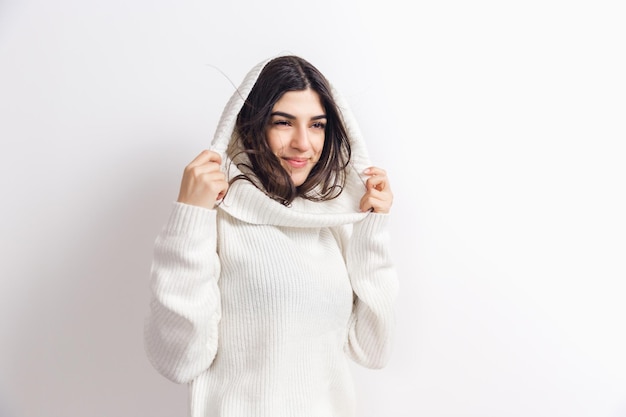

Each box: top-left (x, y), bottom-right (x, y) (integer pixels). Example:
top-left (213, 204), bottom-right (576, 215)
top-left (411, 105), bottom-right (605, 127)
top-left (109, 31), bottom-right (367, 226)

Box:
top-left (231, 55), bottom-right (352, 206)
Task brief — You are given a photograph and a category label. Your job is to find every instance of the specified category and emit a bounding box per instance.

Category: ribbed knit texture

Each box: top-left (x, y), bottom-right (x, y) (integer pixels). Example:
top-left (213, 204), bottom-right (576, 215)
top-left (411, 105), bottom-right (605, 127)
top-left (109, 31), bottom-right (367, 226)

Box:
top-left (144, 54), bottom-right (399, 417)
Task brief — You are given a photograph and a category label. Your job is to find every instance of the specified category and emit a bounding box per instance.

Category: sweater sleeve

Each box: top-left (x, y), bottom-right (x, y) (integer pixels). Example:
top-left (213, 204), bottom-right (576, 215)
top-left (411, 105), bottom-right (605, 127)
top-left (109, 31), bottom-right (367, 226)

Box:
top-left (143, 202), bottom-right (222, 384)
top-left (337, 213), bottom-right (399, 369)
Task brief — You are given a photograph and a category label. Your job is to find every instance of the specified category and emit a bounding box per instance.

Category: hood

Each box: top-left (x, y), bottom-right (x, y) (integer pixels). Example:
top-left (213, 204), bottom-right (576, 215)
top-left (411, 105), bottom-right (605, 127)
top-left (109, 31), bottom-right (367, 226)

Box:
top-left (209, 54), bottom-right (372, 228)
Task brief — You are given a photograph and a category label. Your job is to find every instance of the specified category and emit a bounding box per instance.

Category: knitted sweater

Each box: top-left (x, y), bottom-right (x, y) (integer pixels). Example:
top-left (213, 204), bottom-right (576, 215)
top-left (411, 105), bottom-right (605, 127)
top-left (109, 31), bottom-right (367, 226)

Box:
top-left (144, 55), bottom-right (399, 417)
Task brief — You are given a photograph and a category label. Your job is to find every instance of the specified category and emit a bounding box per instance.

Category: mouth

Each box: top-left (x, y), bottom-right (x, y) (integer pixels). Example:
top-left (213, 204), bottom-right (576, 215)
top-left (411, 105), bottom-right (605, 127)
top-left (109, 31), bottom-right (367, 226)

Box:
top-left (282, 158), bottom-right (309, 169)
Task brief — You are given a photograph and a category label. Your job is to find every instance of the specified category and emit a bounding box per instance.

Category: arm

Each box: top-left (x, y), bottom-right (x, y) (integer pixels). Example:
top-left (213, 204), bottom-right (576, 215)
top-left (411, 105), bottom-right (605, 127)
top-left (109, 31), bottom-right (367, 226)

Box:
top-left (144, 150), bottom-right (228, 383)
top-left (339, 213), bottom-right (399, 369)
top-left (144, 202), bottom-right (222, 383)
top-left (342, 166), bottom-right (399, 368)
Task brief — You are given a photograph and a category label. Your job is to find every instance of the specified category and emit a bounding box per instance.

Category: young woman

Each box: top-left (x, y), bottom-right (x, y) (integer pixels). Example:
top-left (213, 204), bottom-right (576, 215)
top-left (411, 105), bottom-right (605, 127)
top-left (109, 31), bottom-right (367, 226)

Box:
top-left (144, 54), bottom-right (398, 417)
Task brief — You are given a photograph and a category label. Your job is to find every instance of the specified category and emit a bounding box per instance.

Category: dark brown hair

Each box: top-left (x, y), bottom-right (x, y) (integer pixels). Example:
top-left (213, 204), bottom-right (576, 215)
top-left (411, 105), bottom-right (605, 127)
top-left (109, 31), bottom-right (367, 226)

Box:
top-left (232, 55), bottom-right (351, 206)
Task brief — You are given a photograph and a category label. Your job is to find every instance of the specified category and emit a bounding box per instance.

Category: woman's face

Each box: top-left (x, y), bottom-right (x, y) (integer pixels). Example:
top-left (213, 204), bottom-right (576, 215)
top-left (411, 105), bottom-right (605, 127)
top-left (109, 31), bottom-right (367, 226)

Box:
top-left (266, 89), bottom-right (326, 187)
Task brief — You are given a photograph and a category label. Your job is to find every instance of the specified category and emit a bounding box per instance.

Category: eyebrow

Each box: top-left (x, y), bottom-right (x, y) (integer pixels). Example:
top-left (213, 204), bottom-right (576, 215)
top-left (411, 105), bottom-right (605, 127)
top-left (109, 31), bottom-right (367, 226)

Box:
top-left (270, 111), bottom-right (327, 120)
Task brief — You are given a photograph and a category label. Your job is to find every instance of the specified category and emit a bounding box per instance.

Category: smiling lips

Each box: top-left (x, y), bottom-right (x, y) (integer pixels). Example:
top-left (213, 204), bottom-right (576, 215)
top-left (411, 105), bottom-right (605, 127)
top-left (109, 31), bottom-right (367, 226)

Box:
top-left (283, 157), bottom-right (309, 169)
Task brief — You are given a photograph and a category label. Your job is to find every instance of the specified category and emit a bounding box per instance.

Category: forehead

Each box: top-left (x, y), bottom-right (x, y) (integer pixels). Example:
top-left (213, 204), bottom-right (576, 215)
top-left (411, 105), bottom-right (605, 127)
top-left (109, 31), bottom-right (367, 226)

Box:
top-left (272, 89), bottom-right (324, 114)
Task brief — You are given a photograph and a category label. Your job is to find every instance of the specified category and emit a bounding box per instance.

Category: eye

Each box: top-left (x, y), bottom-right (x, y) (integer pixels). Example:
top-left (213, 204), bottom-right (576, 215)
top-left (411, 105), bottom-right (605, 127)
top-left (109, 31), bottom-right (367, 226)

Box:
top-left (273, 120), bottom-right (291, 127)
top-left (311, 121), bottom-right (326, 129)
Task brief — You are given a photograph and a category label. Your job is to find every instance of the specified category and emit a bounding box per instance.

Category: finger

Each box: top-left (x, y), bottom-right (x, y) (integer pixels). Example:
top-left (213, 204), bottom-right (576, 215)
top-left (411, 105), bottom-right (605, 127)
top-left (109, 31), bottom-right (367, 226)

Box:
top-left (203, 175), bottom-right (229, 200)
top-left (186, 161), bottom-right (223, 177)
top-left (179, 171), bottom-right (227, 195)
top-left (188, 149), bottom-right (222, 168)
top-left (182, 155), bottom-right (225, 184)
top-left (363, 167), bottom-right (391, 191)
top-left (359, 194), bottom-right (373, 212)
top-left (363, 166), bottom-right (387, 177)
top-left (360, 197), bottom-right (391, 213)
top-left (366, 175), bottom-right (389, 192)
top-left (359, 192), bottom-right (393, 213)
top-left (178, 173), bottom-right (229, 208)
top-left (216, 182), bottom-right (229, 201)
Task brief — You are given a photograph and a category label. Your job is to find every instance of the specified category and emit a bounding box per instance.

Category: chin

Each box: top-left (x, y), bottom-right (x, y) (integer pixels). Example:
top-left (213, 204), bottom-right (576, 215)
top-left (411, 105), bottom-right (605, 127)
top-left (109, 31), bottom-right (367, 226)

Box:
top-left (291, 175), bottom-right (309, 187)
top-left (288, 170), bottom-right (312, 188)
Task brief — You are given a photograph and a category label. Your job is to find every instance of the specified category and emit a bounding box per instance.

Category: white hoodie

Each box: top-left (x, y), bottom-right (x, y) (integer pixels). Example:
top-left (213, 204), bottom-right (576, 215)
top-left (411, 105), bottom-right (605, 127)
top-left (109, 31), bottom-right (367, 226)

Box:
top-left (144, 54), bottom-right (399, 417)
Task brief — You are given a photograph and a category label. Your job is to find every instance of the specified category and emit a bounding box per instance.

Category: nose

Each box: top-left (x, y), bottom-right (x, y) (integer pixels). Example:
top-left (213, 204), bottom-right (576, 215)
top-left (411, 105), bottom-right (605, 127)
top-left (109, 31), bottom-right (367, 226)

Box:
top-left (290, 124), bottom-right (311, 151)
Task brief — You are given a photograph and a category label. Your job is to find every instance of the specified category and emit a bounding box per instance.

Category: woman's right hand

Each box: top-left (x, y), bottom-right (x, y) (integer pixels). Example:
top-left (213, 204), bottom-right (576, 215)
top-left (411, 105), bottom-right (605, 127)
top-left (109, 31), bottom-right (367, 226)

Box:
top-left (177, 150), bottom-right (229, 209)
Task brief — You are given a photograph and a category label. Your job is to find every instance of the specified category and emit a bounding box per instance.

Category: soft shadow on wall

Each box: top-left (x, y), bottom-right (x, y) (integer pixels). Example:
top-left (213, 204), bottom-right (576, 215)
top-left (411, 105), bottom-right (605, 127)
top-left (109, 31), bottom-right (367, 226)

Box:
top-left (5, 141), bottom-right (192, 417)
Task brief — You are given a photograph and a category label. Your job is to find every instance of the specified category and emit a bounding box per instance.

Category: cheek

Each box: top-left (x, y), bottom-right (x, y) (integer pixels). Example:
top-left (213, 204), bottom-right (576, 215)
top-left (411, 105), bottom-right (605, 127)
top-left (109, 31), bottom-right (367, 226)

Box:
top-left (313, 135), bottom-right (325, 155)
top-left (265, 131), bottom-right (282, 154)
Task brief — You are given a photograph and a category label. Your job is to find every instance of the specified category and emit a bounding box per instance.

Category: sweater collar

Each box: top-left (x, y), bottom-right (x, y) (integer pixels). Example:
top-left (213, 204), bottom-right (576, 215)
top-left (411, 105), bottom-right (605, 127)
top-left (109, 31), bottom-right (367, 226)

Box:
top-left (217, 158), bottom-right (368, 227)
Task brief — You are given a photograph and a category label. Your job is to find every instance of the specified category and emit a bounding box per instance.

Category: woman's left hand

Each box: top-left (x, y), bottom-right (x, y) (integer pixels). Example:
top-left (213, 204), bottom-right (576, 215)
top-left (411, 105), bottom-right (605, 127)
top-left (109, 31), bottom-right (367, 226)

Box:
top-left (359, 166), bottom-right (393, 213)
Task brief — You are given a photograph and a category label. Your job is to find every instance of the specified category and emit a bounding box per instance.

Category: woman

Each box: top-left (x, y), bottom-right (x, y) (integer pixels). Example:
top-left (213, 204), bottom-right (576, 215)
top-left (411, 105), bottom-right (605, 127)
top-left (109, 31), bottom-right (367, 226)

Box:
top-left (144, 54), bottom-right (398, 417)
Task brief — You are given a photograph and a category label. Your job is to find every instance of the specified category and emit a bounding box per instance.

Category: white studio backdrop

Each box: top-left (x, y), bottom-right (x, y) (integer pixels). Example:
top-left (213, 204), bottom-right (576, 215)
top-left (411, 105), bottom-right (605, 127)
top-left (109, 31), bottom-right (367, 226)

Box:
top-left (1, 1), bottom-right (625, 416)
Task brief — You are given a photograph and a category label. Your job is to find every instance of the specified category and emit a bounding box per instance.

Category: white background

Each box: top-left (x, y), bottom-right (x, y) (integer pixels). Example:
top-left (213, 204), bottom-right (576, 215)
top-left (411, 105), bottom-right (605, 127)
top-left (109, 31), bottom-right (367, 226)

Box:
top-left (1, 1), bottom-right (625, 416)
